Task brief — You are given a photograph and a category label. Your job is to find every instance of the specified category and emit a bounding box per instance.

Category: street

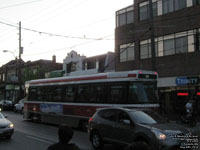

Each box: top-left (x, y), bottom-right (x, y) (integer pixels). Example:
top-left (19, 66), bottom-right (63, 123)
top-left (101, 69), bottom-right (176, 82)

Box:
top-left (0, 111), bottom-right (93, 150)
top-left (1, 111), bottom-right (200, 150)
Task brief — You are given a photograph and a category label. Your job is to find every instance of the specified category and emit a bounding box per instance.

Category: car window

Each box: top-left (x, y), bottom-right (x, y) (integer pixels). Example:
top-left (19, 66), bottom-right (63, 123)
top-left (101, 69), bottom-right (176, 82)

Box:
top-left (6, 100), bottom-right (12, 104)
top-left (117, 111), bottom-right (131, 123)
top-left (19, 100), bottom-right (24, 103)
top-left (98, 109), bottom-right (118, 122)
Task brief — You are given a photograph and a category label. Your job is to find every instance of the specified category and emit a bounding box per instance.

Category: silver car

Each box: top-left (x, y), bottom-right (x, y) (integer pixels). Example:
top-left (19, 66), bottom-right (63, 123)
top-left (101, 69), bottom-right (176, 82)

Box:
top-left (0, 111), bottom-right (14, 139)
top-left (14, 99), bottom-right (25, 112)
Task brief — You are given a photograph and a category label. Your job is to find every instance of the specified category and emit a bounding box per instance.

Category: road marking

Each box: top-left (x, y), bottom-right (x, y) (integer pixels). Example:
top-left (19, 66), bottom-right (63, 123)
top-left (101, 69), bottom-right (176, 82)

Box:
top-left (26, 135), bottom-right (54, 144)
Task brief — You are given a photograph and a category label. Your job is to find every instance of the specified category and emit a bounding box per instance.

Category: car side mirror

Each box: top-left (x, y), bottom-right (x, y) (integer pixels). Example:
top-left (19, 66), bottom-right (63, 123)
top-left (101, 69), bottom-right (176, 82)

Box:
top-left (122, 119), bottom-right (131, 125)
top-left (4, 115), bottom-right (7, 118)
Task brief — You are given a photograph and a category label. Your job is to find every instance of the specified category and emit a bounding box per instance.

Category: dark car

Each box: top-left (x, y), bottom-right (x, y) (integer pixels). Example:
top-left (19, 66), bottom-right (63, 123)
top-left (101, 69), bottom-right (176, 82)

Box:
top-left (0, 111), bottom-right (14, 139)
top-left (88, 107), bottom-right (191, 150)
top-left (0, 100), bottom-right (14, 111)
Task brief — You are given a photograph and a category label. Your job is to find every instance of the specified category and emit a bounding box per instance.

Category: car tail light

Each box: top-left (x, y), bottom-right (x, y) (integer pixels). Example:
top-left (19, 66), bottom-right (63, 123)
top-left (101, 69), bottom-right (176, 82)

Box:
top-left (88, 117), bottom-right (93, 123)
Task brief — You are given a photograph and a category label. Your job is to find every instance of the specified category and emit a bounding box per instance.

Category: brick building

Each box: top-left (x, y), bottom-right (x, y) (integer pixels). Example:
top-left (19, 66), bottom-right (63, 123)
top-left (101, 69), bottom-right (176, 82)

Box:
top-left (115, 0), bottom-right (200, 116)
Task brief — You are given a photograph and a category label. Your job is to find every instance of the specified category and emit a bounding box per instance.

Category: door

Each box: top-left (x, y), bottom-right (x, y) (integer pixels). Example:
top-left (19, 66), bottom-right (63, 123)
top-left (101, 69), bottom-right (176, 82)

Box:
top-left (111, 110), bottom-right (136, 146)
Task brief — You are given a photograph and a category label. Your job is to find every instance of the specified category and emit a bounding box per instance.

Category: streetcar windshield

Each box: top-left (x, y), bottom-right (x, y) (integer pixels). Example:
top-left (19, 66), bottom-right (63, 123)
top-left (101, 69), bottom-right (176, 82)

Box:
top-left (128, 82), bottom-right (157, 103)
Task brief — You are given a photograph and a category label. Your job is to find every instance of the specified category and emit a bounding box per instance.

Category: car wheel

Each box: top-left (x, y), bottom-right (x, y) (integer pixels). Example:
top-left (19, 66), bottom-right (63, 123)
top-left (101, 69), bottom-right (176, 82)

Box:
top-left (91, 131), bottom-right (103, 150)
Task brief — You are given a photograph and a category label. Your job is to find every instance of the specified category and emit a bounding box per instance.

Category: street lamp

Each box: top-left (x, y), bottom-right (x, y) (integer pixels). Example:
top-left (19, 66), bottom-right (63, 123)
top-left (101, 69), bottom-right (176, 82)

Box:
top-left (3, 48), bottom-right (23, 102)
top-left (3, 50), bottom-right (16, 59)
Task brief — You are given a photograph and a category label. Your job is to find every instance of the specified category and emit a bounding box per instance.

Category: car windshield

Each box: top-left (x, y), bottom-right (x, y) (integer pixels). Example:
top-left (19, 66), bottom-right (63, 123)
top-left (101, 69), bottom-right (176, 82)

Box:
top-left (130, 111), bottom-right (166, 125)
top-left (6, 100), bottom-right (12, 104)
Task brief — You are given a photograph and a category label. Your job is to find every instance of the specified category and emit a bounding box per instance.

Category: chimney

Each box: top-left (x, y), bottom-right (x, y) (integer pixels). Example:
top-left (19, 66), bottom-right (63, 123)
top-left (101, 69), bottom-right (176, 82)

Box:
top-left (52, 55), bottom-right (56, 63)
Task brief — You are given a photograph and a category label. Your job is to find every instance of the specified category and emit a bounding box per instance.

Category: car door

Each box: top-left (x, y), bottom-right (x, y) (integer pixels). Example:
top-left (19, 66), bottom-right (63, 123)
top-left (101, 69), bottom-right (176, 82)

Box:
top-left (97, 109), bottom-right (119, 142)
top-left (111, 110), bottom-right (136, 146)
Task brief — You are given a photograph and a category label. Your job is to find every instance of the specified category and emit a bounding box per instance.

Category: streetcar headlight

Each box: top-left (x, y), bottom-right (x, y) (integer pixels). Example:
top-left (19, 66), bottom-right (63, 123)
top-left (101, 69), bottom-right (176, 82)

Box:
top-left (152, 129), bottom-right (166, 140)
top-left (8, 123), bottom-right (14, 128)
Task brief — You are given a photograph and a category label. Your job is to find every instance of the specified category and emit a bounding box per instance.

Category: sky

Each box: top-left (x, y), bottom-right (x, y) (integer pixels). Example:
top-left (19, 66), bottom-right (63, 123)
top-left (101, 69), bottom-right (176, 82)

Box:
top-left (0, 0), bottom-right (133, 66)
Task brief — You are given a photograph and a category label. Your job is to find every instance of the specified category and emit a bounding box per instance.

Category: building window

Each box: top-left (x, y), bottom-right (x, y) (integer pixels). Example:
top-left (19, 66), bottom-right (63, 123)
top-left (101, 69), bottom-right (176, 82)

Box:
top-left (199, 32), bottom-right (200, 51)
top-left (163, 38), bottom-right (175, 56)
top-left (163, 0), bottom-right (174, 14)
top-left (119, 13), bottom-right (126, 26)
top-left (193, 0), bottom-right (200, 5)
top-left (139, 3), bottom-right (149, 21)
top-left (174, 0), bottom-right (186, 11)
top-left (2, 74), bottom-right (5, 81)
top-left (116, 5), bottom-right (134, 27)
top-left (127, 10), bottom-right (134, 24)
top-left (120, 43), bottom-right (134, 62)
top-left (33, 68), bottom-right (38, 75)
top-left (163, 0), bottom-right (186, 14)
top-left (195, 30), bottom-right (200, 51)
top-left (139, 1), bottom-right (158, 21)
top-left (140, 40), bottom-right (151, 59)
top-left (175, 36), bottom-right (188, 53)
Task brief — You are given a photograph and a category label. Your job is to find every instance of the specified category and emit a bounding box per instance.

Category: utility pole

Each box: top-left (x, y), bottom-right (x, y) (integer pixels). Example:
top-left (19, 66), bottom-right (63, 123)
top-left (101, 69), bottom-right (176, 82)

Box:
top-left (149, 0), bottom-right (156, 71)
top-left (18, 21), bottom-right (23, 101)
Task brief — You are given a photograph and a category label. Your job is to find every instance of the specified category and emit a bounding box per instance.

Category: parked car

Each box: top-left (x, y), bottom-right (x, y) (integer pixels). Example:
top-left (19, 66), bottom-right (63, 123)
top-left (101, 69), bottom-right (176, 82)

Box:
top-left (14, 99), bottom-right (25, 112)
top-left (0, 100), bottom-right (14, 111)
top-left (0, 111), bottom-right (14, 139)
top-left (88, 107), bottom-right (190, 150)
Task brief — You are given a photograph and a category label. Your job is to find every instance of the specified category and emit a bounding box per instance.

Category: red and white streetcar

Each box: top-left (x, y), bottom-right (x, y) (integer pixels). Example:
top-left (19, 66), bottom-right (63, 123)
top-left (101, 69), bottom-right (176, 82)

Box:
top-left (23, 70), bottom-right (159, 129)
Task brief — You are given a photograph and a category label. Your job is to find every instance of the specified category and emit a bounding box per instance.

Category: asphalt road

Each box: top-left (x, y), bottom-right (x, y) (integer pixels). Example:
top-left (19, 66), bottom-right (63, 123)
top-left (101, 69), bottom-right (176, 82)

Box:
top-left (0, 111), bottom-right (94, 150)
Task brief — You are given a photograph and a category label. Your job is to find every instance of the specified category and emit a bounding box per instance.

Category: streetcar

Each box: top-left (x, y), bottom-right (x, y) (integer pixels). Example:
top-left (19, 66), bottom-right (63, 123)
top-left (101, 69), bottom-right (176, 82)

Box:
top-left (23, 70), bottom-right (159, 129)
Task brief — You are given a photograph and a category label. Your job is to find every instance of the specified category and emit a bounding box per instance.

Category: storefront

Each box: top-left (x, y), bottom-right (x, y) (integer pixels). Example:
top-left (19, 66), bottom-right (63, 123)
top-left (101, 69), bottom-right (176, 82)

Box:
top-left (158, 75), bottom-right (200, 119)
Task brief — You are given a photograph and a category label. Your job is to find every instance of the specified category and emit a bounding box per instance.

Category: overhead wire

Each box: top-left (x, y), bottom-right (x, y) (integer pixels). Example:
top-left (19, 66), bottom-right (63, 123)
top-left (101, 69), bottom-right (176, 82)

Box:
top-left (23, 0), bottom-right (75, 26)
top-left (0, 0), bottom-right (44, 10)
top-left (0, 20), bottom-right (113, 41)
top-left (103, 29), bottom-right (150, 71)
top-left (22, 34), bottom-right (114, 57)
top-left (25, 0), bottom-right (90, 28)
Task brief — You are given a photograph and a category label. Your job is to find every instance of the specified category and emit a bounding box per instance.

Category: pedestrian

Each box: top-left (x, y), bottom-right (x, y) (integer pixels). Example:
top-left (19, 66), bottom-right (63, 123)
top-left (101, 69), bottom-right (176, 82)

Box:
top-left (185, 99), bottom-right (194, 117)
top-left (46, 124), bottom-right (80, 150)
top-left (124, 141), bottom-right (150, 150)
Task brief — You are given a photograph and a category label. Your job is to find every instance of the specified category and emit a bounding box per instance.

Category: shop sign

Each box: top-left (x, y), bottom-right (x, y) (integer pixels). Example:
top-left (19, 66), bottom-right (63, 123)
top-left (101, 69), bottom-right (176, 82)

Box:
top-left (176, 77), bottom-right (199, 86)
top-left (6, 85), bottom-right (14, 90)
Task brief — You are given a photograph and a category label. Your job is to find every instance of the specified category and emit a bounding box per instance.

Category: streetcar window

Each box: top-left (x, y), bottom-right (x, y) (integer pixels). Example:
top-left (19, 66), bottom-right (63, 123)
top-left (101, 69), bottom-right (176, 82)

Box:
top-left (29, 87), bottom-right (38, 101)
top-left (64, 85), bottom-right (76, 102)
top-left (89, 84), bottom-right (105, 103)
top-left (128, 82), bottom-right (157, 103)
top-left (37, 87), bottom-right (44, 101)
top-left (77, 84), bottom-right (91, 103)
top-left (53, 87), bottom-right (64, 102)
top-left (107, 82), bottom-right (127, 104)
top-left (44, 87), bottom-right (53, 102)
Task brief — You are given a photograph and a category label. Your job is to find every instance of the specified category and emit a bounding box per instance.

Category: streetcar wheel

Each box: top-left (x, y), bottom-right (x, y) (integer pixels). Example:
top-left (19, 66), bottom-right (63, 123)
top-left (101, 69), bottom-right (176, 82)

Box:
top-left (91, 131), bottom-right (104, 150)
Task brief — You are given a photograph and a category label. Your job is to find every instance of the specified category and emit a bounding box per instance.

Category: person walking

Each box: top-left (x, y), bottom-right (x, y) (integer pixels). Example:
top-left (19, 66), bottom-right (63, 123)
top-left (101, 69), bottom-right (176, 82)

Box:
top-left (46, 124), bottom-right (80, 150)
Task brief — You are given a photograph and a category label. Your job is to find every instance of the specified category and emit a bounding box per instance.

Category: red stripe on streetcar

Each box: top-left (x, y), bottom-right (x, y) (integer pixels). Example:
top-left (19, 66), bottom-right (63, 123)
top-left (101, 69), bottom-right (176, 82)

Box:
top-left (30, 75), bottom-right (107, 85)
top-left (177, 93), bottom-right (189, 96)
top-left (128, 74), bottom-right (137, 77)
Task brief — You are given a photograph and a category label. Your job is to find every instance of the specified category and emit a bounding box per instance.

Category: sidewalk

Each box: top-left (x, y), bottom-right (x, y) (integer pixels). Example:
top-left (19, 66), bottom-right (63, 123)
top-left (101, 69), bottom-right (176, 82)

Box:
top-left (169, 120), bottom-right (200, 150)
